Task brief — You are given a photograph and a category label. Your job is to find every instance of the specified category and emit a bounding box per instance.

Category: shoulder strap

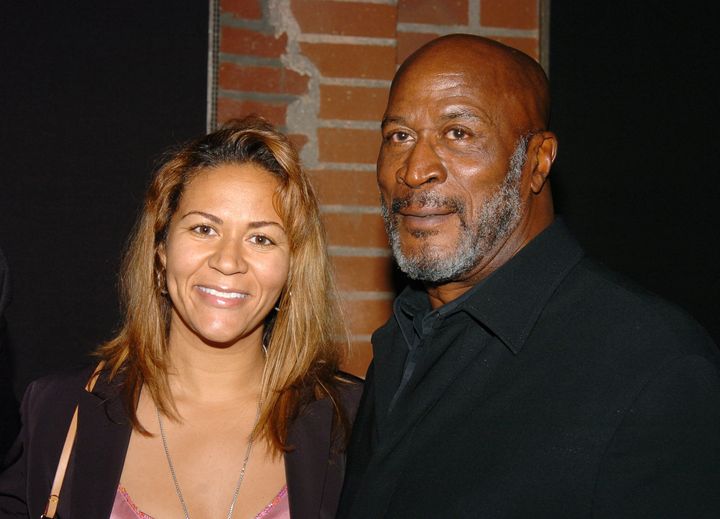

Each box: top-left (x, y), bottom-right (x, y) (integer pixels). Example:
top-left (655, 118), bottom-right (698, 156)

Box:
top-left (41, 362), bottom-right (105, 519)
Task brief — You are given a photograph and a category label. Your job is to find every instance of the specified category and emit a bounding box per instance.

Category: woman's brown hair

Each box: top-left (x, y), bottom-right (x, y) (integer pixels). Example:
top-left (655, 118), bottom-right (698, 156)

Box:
top-left (97, 115), bottom-right (349, 452)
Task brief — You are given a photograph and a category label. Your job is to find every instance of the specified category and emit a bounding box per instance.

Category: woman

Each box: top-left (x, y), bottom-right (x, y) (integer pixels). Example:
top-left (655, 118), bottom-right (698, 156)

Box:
top-left (0, 116), bottom-right (361, 518)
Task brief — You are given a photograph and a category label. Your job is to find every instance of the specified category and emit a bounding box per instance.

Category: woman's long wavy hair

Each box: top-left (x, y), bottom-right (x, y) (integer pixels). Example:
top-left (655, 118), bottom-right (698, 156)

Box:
top-left (97, 115), bottom-right (349, 452)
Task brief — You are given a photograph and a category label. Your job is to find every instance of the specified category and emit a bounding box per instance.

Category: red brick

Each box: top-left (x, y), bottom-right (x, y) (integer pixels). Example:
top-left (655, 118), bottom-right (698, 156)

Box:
top-left (332, 256), bottom-right (394, 292)
top-left (481, 0), bottom-right (538, 30)
top-left (221, 0), bottom-right (262, 20)
top-left (319, 85), bottom-right (389, 121)
top-left (221, 27), bottom-right (287, 58)
top-left (307, 169), bottom-right (379, 206)
top-left (317, 128), bottom-right (381, 164)
top-left (397, 31), bottom-right (441, 64)
top-left (341, 298), bottom-right (393, 336)
top-left (398, 0), bottom-right (468, 25)
top-left (219, 62), bottom-right (309, 94)
top-left (322, 213), bottom-right (388, 248)
top-left (491, 36), bottom-right (539, 61)
top-left (288, 134), bottom-right (309, 155)
top-left (300, 42), bottom-right (396, 80)
top-left (292, 0), bottom-right (397, 38)
top-left (343, 341), bottom-right (373, 378)
top-left (216, 97), bottom-right (288, 127)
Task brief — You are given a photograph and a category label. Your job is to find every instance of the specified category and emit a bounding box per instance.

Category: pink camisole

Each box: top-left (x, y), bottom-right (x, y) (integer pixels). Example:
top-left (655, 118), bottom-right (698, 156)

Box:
top-left (110, 485), bottom-right (290, 519)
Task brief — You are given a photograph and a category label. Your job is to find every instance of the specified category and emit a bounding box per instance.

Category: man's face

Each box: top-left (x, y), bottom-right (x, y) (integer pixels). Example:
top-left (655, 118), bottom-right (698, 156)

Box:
top-left (378, 56), bottom-right (529, 283)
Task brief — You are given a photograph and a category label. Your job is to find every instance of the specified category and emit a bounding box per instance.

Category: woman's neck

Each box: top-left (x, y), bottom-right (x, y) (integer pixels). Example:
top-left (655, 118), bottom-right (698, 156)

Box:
top-left (165, 325), bottom-right (266, 404)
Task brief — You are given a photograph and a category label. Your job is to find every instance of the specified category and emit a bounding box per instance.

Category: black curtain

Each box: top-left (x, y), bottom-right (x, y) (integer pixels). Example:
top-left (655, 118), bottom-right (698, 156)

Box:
top-left (0, 1), bottom-right (208, 455)
top-left (550, 3), bottom-right (719, 343)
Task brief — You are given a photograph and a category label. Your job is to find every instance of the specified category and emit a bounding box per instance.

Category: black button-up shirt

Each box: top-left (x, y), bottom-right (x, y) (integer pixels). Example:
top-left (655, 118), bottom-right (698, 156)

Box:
top-left (340, 218), bottom-right (720, 519)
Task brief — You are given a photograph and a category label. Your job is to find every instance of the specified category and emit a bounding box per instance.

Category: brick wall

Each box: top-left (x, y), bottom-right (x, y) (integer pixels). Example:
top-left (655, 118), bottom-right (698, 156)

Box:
top-left (214, 0), bottom-right (544, 376)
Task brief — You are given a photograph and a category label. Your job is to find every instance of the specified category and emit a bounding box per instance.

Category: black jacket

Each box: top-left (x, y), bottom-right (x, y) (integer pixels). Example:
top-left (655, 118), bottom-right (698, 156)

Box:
top-left (0, 365), bottom-right (361, 518)
top-left (339, 220), bottom-right (720, 518)
top-left (0, 246), bottom-right (18, 461)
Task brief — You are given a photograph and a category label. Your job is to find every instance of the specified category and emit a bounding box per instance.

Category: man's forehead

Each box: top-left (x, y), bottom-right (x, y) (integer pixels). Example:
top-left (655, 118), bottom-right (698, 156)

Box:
top-left (391, 53), bottom-right (510, 106)
top-left (386, 67), bottom-right (499, 122)
top-left (388, 46), bottom-right (544, 133)
top-left (397, 39), bottom-right (512, 80)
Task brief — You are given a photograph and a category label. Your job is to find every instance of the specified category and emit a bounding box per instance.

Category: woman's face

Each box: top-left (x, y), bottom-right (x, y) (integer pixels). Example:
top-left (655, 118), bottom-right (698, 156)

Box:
top-left (160, 163), bottom-right (290, 348)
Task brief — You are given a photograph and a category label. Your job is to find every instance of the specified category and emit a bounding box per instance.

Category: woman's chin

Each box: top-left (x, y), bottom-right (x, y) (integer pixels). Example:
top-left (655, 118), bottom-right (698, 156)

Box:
top-left (193, 324), bottom-right (263, 350)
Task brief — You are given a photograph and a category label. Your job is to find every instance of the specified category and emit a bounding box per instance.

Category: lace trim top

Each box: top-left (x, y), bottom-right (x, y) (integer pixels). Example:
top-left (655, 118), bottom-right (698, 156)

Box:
top-left (110, 484), bottom-right (290, 519)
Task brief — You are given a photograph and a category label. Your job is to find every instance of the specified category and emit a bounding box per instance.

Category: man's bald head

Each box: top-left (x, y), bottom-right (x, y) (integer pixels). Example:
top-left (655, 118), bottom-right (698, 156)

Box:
top-left (392, 34), bottom-right (551, 135)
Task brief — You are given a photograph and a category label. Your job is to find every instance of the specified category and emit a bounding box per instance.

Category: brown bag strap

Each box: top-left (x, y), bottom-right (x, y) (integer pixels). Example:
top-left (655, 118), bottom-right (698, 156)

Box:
top-left (41, 362), bottom-right (105, 519)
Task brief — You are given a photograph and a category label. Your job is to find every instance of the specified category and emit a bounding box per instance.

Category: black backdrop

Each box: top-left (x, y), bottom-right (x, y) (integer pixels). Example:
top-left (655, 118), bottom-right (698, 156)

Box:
top-left (0, 2), bottom-right (208, 452)
top-left (549, 3), bottom-right (719, 345)
top-left (1, 2), bottom-right (718, 456)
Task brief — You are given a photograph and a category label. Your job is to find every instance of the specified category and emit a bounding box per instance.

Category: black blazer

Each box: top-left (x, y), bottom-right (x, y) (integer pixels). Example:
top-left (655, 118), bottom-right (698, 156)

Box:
top-left (338, 221), bottom-right (720, 518)
top-left (0, 366), bottom-right (361, 518)
top-left (0, 246), bottom-right (18, 460)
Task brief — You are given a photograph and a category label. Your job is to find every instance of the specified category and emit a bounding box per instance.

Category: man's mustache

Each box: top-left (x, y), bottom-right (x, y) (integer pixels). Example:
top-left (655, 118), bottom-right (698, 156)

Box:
top-left (389, 192), bottom-right (465, 214)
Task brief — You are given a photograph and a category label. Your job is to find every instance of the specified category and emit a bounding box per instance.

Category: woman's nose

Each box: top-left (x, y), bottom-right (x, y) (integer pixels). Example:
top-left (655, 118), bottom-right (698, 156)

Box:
top-left (207, 236), bottom-right (248, 275)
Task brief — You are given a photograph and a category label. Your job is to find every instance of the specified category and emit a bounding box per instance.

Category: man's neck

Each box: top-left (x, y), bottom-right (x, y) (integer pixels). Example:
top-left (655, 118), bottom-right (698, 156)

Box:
top-left (426, 214), bottom-right (554, 309)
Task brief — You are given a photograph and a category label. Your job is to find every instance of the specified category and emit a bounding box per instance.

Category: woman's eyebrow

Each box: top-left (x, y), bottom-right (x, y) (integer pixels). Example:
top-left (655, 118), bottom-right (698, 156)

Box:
top-left (249, 221), bottom-right (285, 232)
top-left (180, 211), bottom-right (222, 224)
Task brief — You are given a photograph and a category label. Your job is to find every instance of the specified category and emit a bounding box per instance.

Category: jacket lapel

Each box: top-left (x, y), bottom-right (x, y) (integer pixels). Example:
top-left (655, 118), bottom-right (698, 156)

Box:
top-left (342, 326), bottom-right (503, 518)
top-left (370, 322), bottom-right (409, 438)
top-left (285, 397), bottom-right (334, 518)
top-left (378, 321), bottom-right (491, 450)
top-left (368, 325), bottom-right (498, 501)
top-left (66, 373), bottom-right (132, 518)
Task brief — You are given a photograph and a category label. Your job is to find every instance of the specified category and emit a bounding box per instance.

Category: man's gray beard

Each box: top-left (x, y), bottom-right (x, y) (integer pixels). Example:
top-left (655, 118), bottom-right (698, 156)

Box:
top-left (381, 136), bottom-right (528, 284)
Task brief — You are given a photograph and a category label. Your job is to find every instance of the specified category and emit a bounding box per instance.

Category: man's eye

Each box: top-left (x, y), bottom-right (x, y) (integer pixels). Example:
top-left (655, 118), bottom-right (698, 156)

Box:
top-left (387, 131), bottom-right (411, 143)
top-left (447, 128), bottom-right (468, 140)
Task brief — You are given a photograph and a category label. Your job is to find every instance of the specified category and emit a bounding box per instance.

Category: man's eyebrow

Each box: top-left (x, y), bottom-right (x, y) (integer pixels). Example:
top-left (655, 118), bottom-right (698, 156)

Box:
top-left (381, 109), bottom-right (491, 129)
top-left (381, 115), bottom-right (406, 129)
top-left (441, 108), bottom-right (488, 122)
top-left (181, 211), bottom-right (222, 224)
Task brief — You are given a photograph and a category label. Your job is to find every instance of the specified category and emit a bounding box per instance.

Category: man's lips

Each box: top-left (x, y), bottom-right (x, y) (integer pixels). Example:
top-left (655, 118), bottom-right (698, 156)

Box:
top-left (398, 208), bottom-right (454, 218)
top-left (396, 208), bottom-right (455, 231)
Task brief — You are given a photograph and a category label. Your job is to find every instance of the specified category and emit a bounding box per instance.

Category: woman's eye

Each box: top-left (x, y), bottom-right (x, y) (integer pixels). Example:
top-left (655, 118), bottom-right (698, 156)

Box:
top-left (250, 235), bottom-right (275, 246)
top-left (191, 224), bottom-right (216, 236)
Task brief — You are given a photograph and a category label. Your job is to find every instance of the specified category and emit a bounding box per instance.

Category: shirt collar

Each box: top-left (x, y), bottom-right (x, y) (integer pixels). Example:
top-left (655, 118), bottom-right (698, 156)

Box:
top-left (393, 283), bottom-right (430, 348)
top-left (392, 218), bottom-right (585, 354)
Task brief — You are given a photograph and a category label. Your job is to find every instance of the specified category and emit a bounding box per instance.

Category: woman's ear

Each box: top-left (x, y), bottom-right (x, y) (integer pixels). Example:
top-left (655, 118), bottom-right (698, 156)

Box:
top-left (158, 243), bottom-right (167, 268)
top-left (529, 131), bottom-right (558, 194)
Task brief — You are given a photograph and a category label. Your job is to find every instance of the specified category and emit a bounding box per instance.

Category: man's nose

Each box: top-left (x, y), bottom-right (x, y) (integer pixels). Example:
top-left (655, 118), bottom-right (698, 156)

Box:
top-left (399, 137), bottom-right (447, 188)
top-left (208, 235), bottom-right (248, 275)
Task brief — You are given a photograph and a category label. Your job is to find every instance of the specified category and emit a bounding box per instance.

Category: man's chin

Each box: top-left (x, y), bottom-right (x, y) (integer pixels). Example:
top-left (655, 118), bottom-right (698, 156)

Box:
top-left (395, 247), bottom-right (455, 277)
top-left (408, 229), bottom-right (439, 239)
top-left (396, 225), bottom-right (450, 246)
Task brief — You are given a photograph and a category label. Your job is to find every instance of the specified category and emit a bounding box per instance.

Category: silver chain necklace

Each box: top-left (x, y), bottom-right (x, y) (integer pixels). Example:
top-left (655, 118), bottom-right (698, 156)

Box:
top-left (156, 399), bottom-right (261, 519)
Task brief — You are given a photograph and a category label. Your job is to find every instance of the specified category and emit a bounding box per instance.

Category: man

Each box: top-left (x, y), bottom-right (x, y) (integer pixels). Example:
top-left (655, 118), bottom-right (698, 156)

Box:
top-left (337, 34), bottom-right (720, 518)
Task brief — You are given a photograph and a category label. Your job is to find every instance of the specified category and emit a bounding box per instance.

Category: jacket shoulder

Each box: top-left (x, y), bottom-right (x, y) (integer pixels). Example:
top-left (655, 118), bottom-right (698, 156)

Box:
top-left (555, 257), bottom-right (717, 357)
top-left (20, 365), bottom-right (97, 415)
top-left (333, 372), bottom-right (364, 422)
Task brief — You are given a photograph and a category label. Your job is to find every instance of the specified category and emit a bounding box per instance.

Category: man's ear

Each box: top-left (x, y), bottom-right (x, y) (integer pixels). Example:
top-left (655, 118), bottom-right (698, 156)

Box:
top-left (528, 131), bottom-right (558, 194)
